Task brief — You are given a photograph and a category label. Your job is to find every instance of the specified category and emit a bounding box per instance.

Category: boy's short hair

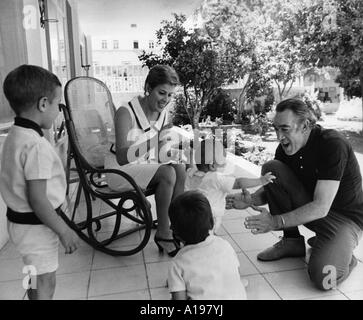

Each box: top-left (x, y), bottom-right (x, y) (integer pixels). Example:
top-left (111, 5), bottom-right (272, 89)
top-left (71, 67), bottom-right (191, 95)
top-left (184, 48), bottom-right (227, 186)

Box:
top-left (195, 138), bottom-right (226, 171)
top-left (169, 190), bottom-right (214, 245)
top-left (3, 64), bottom-right (62, 115)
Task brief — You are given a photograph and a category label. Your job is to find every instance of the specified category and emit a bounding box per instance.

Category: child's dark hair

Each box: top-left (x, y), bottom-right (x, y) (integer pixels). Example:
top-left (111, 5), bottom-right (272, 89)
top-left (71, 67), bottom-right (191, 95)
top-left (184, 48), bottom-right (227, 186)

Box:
top-left (3, 64), bottom-right (62, 115)
top-left (195, 138), bottom-right (226, 171)
top-left (169, 190), bottom-right (214, 245)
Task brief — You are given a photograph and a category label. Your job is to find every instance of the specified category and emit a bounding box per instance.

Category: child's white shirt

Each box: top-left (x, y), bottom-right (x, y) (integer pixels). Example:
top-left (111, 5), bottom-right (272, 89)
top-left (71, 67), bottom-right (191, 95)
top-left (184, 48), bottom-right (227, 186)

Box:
top-left (0, 124), bottom-right (66, 275)
top-left (168, 235), bottom-right (246, 300)
top-left (185, 167), bottom-right (235, 219)
top-left (0, 125), bottom-right (66, 211)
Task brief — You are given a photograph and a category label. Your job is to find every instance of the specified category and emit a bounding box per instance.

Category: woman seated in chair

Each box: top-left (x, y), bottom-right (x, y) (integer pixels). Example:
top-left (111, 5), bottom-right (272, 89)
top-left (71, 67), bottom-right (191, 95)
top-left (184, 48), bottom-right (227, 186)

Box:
top-left (105, 65), bottom-right (186, 257)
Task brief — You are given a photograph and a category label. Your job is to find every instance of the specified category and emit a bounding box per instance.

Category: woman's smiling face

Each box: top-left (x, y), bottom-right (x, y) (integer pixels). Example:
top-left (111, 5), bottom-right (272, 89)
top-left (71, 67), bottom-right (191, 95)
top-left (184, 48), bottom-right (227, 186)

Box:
top-left (147, 83), bottom-right (176, 113)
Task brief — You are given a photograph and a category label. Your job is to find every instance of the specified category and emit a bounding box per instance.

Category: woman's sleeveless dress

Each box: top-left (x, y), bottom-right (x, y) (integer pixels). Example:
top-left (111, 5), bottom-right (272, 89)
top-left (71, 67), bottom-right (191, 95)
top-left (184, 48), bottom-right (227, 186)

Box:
top-left (105, 96), bottom-right (167, 191)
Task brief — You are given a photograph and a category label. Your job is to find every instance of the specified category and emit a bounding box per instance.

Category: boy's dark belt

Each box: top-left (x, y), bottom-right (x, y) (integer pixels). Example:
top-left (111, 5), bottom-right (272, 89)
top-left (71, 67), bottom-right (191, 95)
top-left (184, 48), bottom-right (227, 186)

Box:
top-left (7, 206), bottom-right (62, 225)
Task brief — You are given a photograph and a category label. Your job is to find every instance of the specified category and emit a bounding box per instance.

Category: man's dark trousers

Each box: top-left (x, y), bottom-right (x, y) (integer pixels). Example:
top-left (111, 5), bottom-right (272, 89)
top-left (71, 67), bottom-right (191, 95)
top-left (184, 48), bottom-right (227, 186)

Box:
top-left (261, 160), bottom-right (362, 290)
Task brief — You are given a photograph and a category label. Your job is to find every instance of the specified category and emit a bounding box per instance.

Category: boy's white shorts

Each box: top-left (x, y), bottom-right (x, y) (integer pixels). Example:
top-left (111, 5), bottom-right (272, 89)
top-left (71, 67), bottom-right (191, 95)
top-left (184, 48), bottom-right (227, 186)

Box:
top-left (8, 221), bottom-right (59, 275)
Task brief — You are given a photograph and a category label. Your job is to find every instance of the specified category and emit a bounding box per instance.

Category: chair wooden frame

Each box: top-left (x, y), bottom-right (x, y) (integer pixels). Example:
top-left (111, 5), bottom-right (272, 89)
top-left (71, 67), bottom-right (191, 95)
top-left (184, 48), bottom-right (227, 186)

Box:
top-left (58, 76), bottom-right (154, 256)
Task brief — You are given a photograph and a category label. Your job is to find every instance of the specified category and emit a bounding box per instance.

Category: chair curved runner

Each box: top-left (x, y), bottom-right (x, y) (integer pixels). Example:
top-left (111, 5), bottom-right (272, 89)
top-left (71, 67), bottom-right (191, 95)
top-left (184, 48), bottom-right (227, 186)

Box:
top-left (59, 76), bottom-right (154, 256)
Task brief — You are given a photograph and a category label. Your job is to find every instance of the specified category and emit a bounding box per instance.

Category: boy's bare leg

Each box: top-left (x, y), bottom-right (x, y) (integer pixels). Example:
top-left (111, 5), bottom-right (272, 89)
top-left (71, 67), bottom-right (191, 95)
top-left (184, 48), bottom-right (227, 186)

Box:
top-left (27, 271), bottom-right (56, 300)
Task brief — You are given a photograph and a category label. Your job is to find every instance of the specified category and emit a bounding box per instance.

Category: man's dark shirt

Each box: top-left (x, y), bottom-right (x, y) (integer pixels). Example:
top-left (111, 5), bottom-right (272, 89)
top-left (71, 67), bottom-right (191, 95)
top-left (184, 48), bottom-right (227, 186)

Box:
top-left (275, 125), bottom-right (363, 229)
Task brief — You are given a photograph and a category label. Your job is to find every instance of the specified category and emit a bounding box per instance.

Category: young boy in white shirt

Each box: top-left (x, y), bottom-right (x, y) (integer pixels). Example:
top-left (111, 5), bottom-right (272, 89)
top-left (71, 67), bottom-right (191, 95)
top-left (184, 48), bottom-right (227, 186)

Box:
top-left (0, 64), bottom-right (80, 300)
top-left (185, 138), bottom-right (275, 232)
top-left (168, 190), bottom-right (246, 300)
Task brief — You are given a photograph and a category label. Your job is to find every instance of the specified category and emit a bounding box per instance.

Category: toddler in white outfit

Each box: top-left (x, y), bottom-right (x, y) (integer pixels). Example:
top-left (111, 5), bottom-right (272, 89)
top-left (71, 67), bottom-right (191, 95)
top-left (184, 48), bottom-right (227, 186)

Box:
top-left (185, 138), bottom-right (275, 232)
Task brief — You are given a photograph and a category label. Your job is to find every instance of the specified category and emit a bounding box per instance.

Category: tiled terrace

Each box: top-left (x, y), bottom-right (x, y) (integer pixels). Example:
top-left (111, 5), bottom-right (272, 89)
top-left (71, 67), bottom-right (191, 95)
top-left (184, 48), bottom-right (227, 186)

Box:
top-left (0, 155), bottom-right (362, 300)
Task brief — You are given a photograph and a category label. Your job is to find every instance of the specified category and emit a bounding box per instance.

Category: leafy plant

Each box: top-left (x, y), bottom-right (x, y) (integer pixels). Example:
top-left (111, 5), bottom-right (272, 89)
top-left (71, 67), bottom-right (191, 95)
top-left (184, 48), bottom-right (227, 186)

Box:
top-left (201, 89), bottom-right (236, 124)
top-left (302, 90), bottom-right (323, 120)
top-left (139, 14), bottom-right (232, 128)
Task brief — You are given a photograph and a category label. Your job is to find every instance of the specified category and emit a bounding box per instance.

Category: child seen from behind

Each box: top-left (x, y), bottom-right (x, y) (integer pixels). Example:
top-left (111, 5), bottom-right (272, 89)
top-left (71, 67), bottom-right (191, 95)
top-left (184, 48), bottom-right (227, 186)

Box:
top-left (168, 190), bottom-right (247, 300)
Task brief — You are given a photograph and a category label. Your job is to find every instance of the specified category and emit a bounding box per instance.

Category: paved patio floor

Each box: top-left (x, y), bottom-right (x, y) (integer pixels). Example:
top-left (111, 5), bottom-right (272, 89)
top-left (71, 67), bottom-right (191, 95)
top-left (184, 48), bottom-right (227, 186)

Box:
top-left (0, 156), bottom-right (362, 300)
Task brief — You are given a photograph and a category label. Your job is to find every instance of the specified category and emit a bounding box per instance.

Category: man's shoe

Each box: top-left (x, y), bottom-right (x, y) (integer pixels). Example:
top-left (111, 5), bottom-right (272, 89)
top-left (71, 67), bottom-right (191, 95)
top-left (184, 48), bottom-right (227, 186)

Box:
top-left (257, 236), bottom-right (306, 261)
top-left (307, 236), bottom-right (316, 247)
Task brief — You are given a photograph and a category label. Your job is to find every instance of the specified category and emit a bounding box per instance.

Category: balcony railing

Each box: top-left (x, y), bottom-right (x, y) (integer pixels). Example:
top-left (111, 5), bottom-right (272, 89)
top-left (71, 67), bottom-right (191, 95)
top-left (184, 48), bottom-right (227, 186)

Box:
top-left (95, 76), bottom-right (146, 93)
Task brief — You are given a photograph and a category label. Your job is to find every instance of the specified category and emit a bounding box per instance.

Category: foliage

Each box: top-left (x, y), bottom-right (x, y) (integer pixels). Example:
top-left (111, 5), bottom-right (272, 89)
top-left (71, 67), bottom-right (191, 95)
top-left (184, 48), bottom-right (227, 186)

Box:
top-left (301, 90), bottom-right (323, 120)
top-left (297, 0), bottom-right (363, 124)
top-left (200, 0), bottom-right (271, 117)
top-left (243, 113), bottom-right (272, 136)
top-left (199, 0), bottom-right (314, 117)
top-left (170, 92), bottom-right (192, 126)
top-left (335, 74), bottom-right (361, 99)
top-left (142, 0), bottom-right (363, 132)
top-left (201, 89), bottom-right (236, 124)
top-left (139, 14), bottom-right (231, 128)
top-left (263, 87), bottom-right (275, 113)
top-left (225, 129), bottom-right (274, 166)
top-left (253, 0), bottom-right (312, 102)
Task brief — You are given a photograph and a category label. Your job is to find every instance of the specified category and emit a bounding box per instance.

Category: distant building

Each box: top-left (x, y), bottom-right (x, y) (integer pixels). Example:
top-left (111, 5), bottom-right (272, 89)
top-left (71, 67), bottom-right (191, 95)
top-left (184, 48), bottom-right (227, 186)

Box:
top-left (90, 22), bottom-right (161, 99)
top-left (0, 0), bottom-right (91, 124)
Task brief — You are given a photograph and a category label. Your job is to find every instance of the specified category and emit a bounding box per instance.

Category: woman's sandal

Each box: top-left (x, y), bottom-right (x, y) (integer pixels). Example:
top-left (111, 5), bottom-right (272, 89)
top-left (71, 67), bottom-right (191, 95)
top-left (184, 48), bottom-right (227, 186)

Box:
top-left (154, 235), bottom-right (180, 257)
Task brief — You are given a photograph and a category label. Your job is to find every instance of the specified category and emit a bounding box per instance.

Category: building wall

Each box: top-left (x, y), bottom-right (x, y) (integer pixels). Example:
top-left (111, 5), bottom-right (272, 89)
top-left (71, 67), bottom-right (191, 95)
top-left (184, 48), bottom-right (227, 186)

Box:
top-left (0, 0), bottom-right (31, 249)
top-left (0, 0), bottom-right (29, 124)
top-left (89, 21), bottom-right (159, 91)
top-left (0, 0), bottom-right (88, 250)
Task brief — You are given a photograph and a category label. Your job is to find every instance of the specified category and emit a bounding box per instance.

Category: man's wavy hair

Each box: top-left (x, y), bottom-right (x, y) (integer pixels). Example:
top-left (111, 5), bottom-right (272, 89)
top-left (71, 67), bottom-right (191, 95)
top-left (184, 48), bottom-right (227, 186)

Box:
top-left (276, 98), bottom-right (317, 128)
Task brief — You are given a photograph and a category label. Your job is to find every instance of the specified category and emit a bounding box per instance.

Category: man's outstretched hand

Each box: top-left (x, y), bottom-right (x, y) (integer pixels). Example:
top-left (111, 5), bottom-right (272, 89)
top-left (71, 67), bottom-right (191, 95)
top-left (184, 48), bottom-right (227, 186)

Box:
top-left (244, 205), bottom-right (278, 234)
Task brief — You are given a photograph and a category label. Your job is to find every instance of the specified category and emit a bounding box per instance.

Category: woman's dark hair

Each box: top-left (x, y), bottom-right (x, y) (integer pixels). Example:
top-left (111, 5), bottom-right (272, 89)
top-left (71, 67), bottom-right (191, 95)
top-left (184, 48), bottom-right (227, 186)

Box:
top-left (3, 64), bottom-right (61, 115)
top-left (275, 98), bottom-right (317, 127)
top-left (169, 190), bottom-right (214, 245)
top-left (144, 64), bottom-right (179, 93)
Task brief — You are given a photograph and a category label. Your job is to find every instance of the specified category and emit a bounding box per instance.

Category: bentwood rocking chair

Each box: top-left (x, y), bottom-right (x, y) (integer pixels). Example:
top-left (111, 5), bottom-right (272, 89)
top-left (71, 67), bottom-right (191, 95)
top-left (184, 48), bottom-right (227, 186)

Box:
top-left (59, 76), bottom-right (154, 256)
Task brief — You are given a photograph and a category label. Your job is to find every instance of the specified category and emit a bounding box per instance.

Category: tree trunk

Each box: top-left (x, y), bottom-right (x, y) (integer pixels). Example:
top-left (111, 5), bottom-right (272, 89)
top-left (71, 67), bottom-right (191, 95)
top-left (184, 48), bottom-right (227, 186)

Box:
top-left (285, 80), bottom-right (294, 99)
top-left (236, 75), bottom-right (251, 123)
top-left (192, 102), bottom-right (201, 129)
top-left (192, 115), bottom-right (200, 129)
top-left (274, 80), bottom-right (282, 103)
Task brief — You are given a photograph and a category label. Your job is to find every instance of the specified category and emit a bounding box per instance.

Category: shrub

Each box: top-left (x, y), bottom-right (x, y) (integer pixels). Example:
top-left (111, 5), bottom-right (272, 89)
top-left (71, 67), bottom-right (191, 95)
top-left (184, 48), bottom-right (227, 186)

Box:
top-left (201, 89), bottom-right (237, 124)
top-left (302, 91), bottom-right (323, 120)
top-left (170, 93), bottom-right (192, 126)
